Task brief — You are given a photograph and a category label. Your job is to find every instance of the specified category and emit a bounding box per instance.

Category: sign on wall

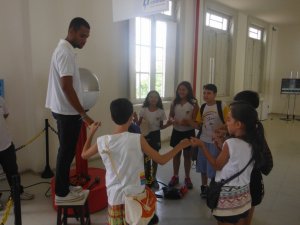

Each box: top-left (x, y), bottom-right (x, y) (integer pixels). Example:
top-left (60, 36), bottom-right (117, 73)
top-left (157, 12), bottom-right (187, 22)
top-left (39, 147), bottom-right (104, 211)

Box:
top-left (112, 0), bottom-right (169, 22)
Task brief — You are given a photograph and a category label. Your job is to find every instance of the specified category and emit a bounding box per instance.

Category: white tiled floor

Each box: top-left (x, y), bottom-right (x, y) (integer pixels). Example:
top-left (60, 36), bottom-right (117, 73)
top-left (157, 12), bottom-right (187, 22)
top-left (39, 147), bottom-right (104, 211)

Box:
top-left (1, 114), bottom-right (300, 225)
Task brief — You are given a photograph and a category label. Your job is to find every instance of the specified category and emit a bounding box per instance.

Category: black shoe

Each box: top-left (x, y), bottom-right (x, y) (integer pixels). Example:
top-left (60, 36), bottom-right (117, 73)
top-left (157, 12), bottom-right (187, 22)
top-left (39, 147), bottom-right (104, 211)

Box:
top-left (200, 185), bottom-right (207, 199)
top-left (148, 214), bottom-right (159, 225)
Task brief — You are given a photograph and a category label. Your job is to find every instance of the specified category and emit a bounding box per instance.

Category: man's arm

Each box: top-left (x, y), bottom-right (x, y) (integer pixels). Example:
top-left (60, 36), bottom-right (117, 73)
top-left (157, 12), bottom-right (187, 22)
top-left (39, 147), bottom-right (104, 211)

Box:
top-left (60, 76), bottom-right (93, 125)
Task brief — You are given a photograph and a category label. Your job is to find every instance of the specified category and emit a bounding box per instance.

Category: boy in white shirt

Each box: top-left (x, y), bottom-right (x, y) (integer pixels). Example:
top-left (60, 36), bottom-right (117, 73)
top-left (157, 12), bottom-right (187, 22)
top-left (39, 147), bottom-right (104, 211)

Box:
top-left (81, 98), bottom-right (191, 225)
top-left (195, 84), bottom-right (229, 198)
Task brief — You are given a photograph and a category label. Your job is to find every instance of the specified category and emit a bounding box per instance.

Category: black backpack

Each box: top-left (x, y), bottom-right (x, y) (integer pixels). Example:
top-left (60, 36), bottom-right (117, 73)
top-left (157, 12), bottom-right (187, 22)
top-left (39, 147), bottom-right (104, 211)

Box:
top-left (200, 100), bottom-right (225, 123)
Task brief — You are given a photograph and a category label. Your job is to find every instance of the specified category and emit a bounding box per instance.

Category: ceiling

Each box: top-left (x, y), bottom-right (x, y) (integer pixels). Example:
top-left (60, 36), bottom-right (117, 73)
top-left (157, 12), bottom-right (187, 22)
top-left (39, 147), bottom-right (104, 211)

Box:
top-left (210, 0), bottom-right (300, 25)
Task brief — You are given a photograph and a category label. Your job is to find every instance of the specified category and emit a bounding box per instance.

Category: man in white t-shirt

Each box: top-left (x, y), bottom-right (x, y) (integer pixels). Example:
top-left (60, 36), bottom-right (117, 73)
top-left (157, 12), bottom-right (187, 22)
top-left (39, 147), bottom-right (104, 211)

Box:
top-left (45, 17), bottom-right (94, 203)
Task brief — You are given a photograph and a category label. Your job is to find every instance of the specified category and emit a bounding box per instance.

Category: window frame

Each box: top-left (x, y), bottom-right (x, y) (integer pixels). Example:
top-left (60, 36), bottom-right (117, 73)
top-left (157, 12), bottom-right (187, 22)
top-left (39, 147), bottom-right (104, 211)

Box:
top-left (129, 1), bottom-right (177, 103)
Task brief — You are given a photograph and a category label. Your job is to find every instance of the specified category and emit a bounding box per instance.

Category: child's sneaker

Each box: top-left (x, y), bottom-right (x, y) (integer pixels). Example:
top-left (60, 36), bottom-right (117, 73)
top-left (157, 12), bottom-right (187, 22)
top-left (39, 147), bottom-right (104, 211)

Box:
top-left (200, 185), bottom-right (207, 198)
top-left (168, 176), bottom-right (179, 187)
top-left (184, 177), bottom-right (193, 189)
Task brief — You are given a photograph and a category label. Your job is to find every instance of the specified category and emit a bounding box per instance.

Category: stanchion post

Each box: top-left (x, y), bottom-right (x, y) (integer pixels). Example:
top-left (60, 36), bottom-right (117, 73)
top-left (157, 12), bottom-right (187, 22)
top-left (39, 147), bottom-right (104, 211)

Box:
top-left (41, 119), bottom-right (54, 178)
top-left (12, 175), bottom-right (22, 225)
top-left (280, 94), bottom-right (293, 121)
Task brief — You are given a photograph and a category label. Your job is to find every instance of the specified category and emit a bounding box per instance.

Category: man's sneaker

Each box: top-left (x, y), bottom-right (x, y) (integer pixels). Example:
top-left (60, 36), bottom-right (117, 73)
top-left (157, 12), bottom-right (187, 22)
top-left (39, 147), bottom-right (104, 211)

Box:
top-left (55, 191), bottom-right (84, 204)
top-left (0, 202), bottom-right (3, 211)
top-left (168, 176), bottom-right (179, 187)
top-left (200, 185), bottom-right (207, 198)
top-left (184, 177), bottom-right (193, 189)
top-left (20, 192), bottom-right (34, 200)
top-left (148, 214), bottom-right (159, 225)
top-left (69, 185), bottom-right (83, 193)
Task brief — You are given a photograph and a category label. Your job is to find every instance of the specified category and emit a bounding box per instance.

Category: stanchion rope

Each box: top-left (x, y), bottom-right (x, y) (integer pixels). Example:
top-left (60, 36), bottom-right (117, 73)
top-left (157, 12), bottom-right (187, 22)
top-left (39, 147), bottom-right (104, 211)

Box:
top-left (0, 197), bottom-right (13, 225)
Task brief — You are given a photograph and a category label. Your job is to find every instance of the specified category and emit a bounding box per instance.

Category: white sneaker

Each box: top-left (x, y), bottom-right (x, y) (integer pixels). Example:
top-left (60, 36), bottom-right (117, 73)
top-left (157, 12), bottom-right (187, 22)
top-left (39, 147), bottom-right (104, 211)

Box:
top-left (55, 191), bottom-right (84, 204)
top-left (20, 192), bottom-right (34, 200)
top-left (69, 185), bottom-right (83, 193)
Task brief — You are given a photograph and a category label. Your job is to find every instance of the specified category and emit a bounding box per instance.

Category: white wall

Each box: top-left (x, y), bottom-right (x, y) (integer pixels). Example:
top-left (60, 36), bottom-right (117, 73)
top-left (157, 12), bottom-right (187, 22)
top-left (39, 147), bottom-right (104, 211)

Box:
top-left (270, 25), bottom-right (300, 116)
top-left (0, 0), bottom-right (129, 172)
top-left (0, 0), bottom-right (36, 171)
top-left (0, 0), bottom-right (196, 173)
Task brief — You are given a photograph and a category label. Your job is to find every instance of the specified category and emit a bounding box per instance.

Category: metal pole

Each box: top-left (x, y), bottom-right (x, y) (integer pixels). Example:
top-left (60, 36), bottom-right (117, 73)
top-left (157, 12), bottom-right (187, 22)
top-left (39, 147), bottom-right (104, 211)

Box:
top-left (12, 175), bottom-right (22, 225)
top-left (292, 94), bottom-right (297, 120)
top-left (41, 119), bottom-right (54, 178)
top-left (281, 94), bottom-right (292, 121)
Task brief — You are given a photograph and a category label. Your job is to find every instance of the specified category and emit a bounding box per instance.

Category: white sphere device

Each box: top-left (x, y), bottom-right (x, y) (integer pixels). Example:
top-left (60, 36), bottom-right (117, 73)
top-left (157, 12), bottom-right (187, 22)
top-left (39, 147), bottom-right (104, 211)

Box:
top-left (79, 68), bottom-right (100, 110)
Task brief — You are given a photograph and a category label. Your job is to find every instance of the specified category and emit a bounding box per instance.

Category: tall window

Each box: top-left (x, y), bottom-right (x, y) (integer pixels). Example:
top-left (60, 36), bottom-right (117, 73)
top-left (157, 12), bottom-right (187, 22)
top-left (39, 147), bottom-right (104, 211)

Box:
top-left (244, 25), bottom-right (265, 92)
top-left (202, 11), bottom-right (232, 96)
top-left (206, 12), bottom-right (228, 31)
top-left (248, 27), bottom-right (262, 40)
top-left (130, 1), bottom-right (177, 101)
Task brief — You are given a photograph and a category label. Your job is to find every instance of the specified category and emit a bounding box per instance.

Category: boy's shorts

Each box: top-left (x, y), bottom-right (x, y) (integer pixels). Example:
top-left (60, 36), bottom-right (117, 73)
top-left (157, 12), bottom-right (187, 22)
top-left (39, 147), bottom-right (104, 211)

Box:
top-left (196, 142), bottom-right (219, 178)
top-left (145, 130), bottom-right (161, 151)
top-left (108, 204), bottom-right (126, 225)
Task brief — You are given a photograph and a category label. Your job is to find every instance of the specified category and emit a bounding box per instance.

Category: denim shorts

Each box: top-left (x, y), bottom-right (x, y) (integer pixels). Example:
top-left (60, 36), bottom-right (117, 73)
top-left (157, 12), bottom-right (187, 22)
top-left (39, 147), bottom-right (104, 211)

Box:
top-left (196, 142), bottom-right (219, 178)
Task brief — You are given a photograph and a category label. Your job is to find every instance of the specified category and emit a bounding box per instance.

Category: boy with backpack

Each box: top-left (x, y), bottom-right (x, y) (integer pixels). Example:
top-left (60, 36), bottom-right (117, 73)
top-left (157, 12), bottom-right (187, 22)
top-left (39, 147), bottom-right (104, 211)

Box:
top-left (195, 84), bottom-right (229, 198)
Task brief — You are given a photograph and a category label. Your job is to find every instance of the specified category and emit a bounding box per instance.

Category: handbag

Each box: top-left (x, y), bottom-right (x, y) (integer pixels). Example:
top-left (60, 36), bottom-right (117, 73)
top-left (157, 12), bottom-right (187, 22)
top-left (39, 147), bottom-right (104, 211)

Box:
top-left (206, 157), bottom-right (253, 210)
top-left (102, 137), bottom-right (156, 225)
top-left (124, 186), bottom-right (156, 225)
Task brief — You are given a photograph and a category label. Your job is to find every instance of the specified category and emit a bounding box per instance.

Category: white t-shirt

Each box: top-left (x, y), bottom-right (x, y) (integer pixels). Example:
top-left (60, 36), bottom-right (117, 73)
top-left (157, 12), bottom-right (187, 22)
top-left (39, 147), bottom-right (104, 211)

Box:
top-left (173, 102), bottom-right (195, 132)
top-left (139, 107), bottom-right (166, 133)
top-left (97, 132), bottom-right (145, 205)
top-left (200, 102), bottom-right (226, 143)
top-left (215, 138), bottom-right (254, 186)
top-left (45, 39), bottom-right (83, 115)
top-left (0, 97), bottom-right (12, 151)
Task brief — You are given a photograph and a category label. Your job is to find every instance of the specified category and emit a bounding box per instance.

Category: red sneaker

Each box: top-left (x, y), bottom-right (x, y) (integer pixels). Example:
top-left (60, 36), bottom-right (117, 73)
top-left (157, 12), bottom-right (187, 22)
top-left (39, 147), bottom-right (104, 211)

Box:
top-left (168, 176), bottom-right (179, 187)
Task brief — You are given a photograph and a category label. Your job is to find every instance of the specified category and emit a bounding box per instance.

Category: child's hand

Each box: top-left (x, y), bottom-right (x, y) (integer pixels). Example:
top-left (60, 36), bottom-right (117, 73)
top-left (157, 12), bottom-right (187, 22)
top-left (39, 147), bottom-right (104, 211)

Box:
top-left (178, 138), bottom-right (191, 149)
top-left (168, 117), bottom-right (175, 125)
top-left (132, 112), bottom-right (138, 123)
top-left (190, 137), bottom-right (204, 149)
top-left (212, 127), bottom-right (228, 150)
top-left (166, 118), bottom-right (173, 126)
top-left (89, 121), bottom-right (101, 134)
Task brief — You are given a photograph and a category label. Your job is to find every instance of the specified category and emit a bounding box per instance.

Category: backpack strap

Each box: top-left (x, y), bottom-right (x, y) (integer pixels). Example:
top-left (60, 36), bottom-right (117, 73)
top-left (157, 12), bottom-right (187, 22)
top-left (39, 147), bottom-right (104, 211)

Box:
top-left (216, 100), bottom-right (225, 123)
top-left (200, 101), bottom-right (224, 124)
top-left (200, 103), bottom-right (206, 117)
